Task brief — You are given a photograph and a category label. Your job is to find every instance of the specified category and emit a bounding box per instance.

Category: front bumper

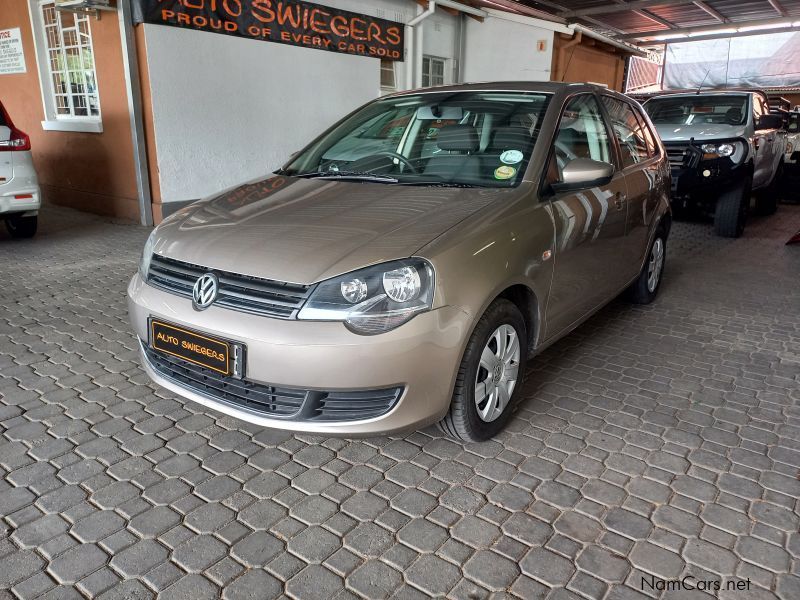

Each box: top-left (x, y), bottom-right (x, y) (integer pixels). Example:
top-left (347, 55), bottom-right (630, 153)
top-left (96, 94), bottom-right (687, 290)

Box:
top-left (127, 272), bottom-right (472, 436)
top-left (671, 161), bottom-right (746, 199)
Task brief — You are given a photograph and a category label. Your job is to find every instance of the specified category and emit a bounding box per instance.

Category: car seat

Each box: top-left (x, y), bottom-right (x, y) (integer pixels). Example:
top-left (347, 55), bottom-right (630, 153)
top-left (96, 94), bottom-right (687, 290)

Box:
top-left (424, 124), bottom-right (482, 183)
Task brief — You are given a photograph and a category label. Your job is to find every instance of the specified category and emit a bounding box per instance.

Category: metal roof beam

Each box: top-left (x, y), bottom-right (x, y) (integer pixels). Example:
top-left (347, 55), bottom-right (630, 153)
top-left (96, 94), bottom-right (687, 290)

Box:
top-left (607, 0), bottom-right (677, 31)
top-left (693, 1), bottom-right (727, 22)
top-left (767, 0), bottom-right (789, 18)
top-left (636, 9), bottom-right (676, 29)
top-left (620, 16), bottom-right (797, 39)
top-left (560, 0), bottom-right (698, 19)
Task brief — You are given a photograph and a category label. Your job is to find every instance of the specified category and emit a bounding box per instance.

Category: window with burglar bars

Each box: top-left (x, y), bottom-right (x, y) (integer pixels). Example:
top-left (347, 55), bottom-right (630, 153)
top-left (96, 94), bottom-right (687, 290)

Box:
top-left (380, 59), bottom-right (396, 91)
top-left (39, 2), bottom-right (100, 119)
top-left (422, 56), bottom-right (446, 88)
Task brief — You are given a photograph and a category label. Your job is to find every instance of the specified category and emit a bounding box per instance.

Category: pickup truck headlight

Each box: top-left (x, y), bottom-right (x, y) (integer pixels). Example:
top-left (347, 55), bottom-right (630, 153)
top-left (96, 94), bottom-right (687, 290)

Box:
top-left (701, 142), bottom-right (735, 157)
top-left (139, 230), bottom-right (156, 279)
top-left (700, 140), bottom-right (745, 163)
top-left (298, 259), bottom-right (435, 334)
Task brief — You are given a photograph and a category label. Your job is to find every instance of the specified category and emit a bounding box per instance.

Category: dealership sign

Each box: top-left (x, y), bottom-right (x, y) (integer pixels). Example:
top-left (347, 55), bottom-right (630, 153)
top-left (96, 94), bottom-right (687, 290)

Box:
top-left (132, 1), bottom-right (405, 60)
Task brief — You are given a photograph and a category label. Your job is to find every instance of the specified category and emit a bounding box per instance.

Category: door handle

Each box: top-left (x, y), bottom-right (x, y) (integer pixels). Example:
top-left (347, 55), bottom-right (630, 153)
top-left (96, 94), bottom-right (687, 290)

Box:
top-left (613, 193), bottom-right (626, 210)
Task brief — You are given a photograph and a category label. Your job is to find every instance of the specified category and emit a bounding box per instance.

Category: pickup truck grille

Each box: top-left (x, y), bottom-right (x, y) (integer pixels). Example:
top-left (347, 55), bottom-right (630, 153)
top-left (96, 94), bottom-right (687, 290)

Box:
top-left (664, 143), bottom-right (690, 168)
top-left (147, 255), bottom-right (314, 319)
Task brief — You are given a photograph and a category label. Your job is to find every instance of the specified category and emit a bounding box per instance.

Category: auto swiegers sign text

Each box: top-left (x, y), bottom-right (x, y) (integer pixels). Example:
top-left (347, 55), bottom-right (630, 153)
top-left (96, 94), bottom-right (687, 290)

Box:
top-left (132, 0), bottom-right (405, 60)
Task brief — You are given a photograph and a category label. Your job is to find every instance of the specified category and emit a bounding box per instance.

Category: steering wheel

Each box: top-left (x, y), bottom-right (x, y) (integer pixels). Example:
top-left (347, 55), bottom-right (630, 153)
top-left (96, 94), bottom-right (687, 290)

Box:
top-left (361, 151), bottom-right (420, 174)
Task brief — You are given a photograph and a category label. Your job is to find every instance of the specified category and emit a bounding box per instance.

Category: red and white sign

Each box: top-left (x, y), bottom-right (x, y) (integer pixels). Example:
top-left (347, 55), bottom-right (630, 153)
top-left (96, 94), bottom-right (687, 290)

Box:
top-left (0, 28), bottom-right (26, 75)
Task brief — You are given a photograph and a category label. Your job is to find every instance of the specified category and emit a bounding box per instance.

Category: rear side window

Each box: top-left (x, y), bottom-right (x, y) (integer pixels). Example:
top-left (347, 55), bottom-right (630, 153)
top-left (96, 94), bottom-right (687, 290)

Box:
top-left (0, 104), bottom-right (6, 127)
top-left (601, 96), bottom-right (649, 168)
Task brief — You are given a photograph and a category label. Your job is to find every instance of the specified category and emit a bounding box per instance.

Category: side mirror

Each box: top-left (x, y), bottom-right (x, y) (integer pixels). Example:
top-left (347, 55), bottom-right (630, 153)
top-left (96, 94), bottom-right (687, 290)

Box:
top-left (756, 114), bottom-right (783, 130)
top-left (551, 158), bottom-right (615, 193)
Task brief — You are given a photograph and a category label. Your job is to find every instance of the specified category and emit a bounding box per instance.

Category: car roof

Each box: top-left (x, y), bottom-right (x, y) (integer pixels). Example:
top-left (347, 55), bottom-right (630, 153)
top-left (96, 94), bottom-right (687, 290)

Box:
top-left (647, 90), bottom-right (759, 100)
top-left (383, 81), bottom-right (625, 99)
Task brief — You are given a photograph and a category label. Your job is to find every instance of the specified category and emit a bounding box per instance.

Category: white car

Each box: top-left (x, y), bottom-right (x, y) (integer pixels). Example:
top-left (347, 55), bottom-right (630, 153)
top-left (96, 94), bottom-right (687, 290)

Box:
top-left (1, 101), bottom-right (41, 238)
top-left (785, 111), bottom-right (800, 165)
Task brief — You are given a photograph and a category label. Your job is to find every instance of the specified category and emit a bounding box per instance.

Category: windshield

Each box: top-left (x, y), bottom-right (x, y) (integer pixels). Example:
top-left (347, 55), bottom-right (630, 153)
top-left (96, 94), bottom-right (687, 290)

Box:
top-left (282, 91), bottom-right (551, 187)
top-left (644, 95), bottom-right (748, 126)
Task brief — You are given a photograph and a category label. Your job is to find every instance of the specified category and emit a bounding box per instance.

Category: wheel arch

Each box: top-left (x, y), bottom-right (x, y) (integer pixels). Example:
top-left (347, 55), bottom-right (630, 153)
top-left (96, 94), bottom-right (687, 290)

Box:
top-left (496, 284), bottom-right (541, 358)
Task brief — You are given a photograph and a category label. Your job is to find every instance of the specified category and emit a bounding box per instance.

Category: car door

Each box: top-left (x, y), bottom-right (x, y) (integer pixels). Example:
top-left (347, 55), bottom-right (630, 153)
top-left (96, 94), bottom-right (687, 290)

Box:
top-left (600, 95), bottom-right (662, 276)
top-left (543, 93), bottom-right (629, 340)
top-left (752, 95), bottom-right (775, 188)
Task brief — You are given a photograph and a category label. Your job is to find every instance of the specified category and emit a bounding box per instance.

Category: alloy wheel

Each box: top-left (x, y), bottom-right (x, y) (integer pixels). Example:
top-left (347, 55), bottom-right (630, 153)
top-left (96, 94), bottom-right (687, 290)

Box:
top-left (474, 324), bottom-right (521, 422)
top-left (647, 238), bottom-right (664, 293)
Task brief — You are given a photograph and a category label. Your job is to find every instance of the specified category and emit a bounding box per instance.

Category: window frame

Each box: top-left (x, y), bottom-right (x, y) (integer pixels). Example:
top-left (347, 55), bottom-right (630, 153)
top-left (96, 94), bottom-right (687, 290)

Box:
top-left (635, 105), bottom-right (661, 159)
top-left (27, 0), bottom-right (103, 133)
top-left (541, 92), bottom-right (619, 197)
top-left (380, 59), bottom-right (396, 92)
top-left (422, 55), bottom-right (447, 88)
top-left (599, 95), bottom-right (651, 168)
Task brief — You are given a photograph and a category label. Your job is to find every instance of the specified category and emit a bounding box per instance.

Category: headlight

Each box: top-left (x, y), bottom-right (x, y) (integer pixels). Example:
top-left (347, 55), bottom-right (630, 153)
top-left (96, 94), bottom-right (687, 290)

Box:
top-left (139, 229), bottom-right (156, 279)
top-left (298, 259), bottom-right (435, 334)
top-left (701, 142), bottom-right (735, 157)
top-left (787, 142), bottom-right (794, 154)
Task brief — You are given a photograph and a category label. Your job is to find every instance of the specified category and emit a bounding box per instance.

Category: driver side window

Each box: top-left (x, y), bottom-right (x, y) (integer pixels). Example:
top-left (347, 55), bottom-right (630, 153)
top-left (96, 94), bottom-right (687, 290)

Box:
top-left (549, 95), bottom-right (613, 183)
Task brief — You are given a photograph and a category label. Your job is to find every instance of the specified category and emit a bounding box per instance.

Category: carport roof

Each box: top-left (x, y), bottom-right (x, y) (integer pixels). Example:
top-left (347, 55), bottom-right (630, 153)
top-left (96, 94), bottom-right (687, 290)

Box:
top-left (487, 0), bottom-right (800, 44)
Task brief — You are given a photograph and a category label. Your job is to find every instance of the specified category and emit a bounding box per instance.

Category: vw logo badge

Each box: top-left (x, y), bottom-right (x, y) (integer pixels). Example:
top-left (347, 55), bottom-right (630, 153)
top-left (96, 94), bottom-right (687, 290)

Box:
top-left (192, 273), bottom-right (219, 311)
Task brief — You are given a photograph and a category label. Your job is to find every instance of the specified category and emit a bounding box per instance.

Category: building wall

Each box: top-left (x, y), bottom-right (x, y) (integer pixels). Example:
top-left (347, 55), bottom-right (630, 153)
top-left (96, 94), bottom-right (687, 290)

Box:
top-left (552, 33), bottom-right (626, 91)
top-left (142, 23), bottom-right (380, 210)
top-left (0, 0), bottom-right (140, 220)
top-left (142, 0), bottom-right (425, 212)
top-left (142, 3), bottom-right (563, 211)
top-left (463, 12), bottom-right (554, 82)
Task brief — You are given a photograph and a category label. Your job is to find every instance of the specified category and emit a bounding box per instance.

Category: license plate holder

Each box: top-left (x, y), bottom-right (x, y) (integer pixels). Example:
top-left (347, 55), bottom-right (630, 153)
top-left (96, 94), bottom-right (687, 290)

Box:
top-left (149, 318), bottom-right (245, 379)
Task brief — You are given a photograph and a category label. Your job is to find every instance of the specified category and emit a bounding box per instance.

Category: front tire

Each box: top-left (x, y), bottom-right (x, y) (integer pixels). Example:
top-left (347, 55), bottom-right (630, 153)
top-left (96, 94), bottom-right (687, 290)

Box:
top-left (714, 176), bottom-right (751, 238)
top-left (5, 215), bottom-right (37, 239)
top-left (437, 299), bottom-right (527, 442)
top-left (628, 228), bottom-right (667, 305)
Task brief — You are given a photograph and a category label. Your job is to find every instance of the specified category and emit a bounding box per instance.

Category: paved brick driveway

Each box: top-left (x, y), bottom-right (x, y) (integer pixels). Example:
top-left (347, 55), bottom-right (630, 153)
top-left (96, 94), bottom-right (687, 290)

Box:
top-left (1, 205), bottom-right (798, 600)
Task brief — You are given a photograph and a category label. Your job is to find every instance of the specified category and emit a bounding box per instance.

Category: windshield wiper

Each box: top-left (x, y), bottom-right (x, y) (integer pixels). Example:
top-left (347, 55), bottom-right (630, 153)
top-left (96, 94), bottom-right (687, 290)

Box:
top-left (293, 171), bottom-right (398, 183)
top-left (395, 181), bottom-right (482, 188)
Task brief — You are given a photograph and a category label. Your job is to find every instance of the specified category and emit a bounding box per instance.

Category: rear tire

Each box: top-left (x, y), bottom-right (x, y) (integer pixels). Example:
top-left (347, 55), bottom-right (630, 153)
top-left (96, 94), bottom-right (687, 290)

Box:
top-left (628, 227), bottom-right (667, 305)
top-left (714, 176), bottom-right (750, 238)
top-left (437, 299), bottom-right (527, 442)
top-left (5, 215), bottom-right (37, 239)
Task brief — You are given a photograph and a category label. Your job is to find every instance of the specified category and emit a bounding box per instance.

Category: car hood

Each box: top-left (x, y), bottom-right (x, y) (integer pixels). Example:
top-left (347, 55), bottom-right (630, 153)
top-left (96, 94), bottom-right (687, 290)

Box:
top-left (654, 123), bottom-right (747, 143)
top-left (152, 174), bottom-right (500, 284)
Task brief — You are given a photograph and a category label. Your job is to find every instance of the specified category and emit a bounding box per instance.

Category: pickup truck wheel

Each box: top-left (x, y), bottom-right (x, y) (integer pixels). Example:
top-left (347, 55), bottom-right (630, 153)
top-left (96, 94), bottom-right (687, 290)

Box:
top-left (714, 176), bottom-right (751, 238)
top-left (437, 299), bottom-right (527, 442)
top-left (5, 215), bottom-right (37, 239)
top-left (628, 227), bottom-right (667, 305)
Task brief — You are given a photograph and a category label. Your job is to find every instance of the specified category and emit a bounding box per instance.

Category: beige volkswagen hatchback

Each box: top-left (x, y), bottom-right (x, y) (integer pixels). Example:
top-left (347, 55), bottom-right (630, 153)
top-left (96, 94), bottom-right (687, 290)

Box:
top-left (129, 83), bottom-right (671, 441)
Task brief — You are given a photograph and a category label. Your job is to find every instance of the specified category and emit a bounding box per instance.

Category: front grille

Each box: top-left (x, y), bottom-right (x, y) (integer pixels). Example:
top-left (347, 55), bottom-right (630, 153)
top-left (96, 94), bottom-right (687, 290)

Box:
top-left (143, 343), bottom-right (305, 417)
top-left (147, 255), bottom-right (314, 319)
top-left (313, 390), bottom-right (406, 421)
top-left (142, 342), bottom-right (403, 422)
top-left (664, 143), bottom-right (690, 168)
